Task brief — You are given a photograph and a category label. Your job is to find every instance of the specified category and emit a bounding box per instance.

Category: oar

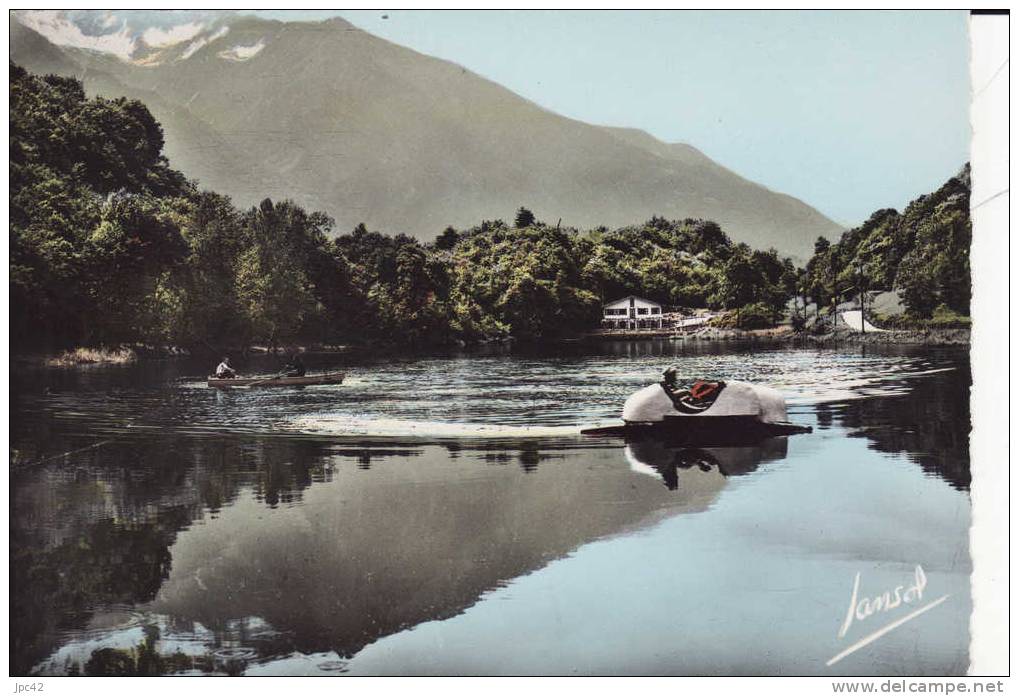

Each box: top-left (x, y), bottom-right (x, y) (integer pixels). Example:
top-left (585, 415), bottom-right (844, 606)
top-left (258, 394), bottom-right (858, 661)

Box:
top-left (240, 372), bottom-right (286, 389)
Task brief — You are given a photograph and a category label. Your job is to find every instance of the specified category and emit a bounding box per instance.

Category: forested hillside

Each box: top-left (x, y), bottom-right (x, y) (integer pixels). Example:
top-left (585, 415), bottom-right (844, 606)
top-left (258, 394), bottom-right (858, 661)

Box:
top-left (11, 65), bottom-right (968, 353)
top-left (10, 65), bottom-right (803, 352)
top-left (801, 166), bottom-right (971, 322)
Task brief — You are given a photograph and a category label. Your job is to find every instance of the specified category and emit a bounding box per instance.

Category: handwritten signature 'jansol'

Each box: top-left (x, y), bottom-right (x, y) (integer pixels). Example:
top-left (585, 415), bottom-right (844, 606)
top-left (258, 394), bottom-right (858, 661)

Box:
top-left (827, 565), bottom-right (949, 667)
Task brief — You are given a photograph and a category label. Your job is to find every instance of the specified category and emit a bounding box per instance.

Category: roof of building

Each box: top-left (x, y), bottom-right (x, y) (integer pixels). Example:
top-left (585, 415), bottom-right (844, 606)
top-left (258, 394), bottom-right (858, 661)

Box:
top-left (603, 295), bottom-right (661, 308)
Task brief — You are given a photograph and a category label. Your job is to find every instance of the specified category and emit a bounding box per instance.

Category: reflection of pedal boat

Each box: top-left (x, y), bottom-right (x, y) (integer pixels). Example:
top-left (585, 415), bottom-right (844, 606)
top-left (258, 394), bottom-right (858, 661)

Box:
top-left (625, 437), bottom-right (788, 489)
top-left (583, 377), bottom-right (811, 444)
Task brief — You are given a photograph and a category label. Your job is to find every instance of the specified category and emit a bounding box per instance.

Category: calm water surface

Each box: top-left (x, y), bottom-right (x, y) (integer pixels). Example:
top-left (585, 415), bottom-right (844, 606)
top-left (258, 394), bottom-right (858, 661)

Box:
top-left (10, 341), bottom-right (972, 675)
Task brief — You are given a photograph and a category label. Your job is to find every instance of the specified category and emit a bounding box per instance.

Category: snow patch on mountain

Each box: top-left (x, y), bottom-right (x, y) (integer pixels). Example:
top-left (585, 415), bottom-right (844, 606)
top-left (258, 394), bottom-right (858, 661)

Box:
top-left (14, 10), bottom-right (232, 62)
top-left (17, 10), bottom-right (137, 60)
top-left (141, 22), bottom-right (205, 49)
top-left (218, 40), bottom-right (266, 62)
top-left (181, 27), bottom-right (230, 60)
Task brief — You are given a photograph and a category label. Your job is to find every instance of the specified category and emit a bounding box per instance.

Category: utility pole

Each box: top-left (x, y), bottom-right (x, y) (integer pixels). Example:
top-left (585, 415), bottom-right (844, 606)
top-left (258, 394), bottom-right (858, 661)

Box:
top-left (857, 257), bottom-right (866, 335)
top-left (828, 253), bottom-right (838, 332)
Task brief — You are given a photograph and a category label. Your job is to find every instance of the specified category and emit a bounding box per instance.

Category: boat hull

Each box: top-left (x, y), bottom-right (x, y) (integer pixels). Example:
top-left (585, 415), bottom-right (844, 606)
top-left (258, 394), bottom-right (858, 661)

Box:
top-left (206, 372), bottom-right (345, 388)
top-left (581, 415), bottom-right (811, 446)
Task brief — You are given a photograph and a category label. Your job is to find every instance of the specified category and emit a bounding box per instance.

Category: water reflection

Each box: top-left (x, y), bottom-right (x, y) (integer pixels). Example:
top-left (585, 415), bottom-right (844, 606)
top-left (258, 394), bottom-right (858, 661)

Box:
top-left (825, 364), bottom-right (971, 490)
top-left (11, 435), bottom-right (344, 671)
top-left (10, 344), bottom-right (972, 675)
top-left (144, 439), bottom-right (743, 663)
top-left (625, 437), bottom-right (788, 490)
top-left (17, 431), bottom-right (799, 675)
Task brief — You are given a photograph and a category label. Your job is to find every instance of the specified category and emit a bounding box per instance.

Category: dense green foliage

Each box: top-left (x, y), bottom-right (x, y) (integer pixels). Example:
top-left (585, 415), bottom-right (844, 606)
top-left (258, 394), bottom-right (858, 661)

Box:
top-left (12, 65), bottom-right (807, 350)
top-left (10, 63), bottom-right (192, 347)
top-left (11, 64), bottom-right (970, 351)
top-left (801, 166), bottom-right (971, 319)
top-left (10, 64), bottom-right (352, 351)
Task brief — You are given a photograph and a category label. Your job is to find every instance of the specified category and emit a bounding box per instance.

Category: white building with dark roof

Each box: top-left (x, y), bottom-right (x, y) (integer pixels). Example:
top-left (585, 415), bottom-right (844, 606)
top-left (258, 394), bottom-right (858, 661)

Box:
top-left (602, 295), bottom-right (664, 329)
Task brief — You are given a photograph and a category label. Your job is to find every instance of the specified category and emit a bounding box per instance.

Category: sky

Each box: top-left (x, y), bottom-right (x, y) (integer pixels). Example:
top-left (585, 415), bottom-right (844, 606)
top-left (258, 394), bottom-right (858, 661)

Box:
top-left (17, 9), bottom-right (971, 227)
top-left (249, 9), bottom-right (971, 227)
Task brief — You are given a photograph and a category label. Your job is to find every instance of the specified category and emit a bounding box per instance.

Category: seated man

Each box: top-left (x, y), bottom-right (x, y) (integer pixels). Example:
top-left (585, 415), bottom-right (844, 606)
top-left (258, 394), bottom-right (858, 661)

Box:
top-left (660, 366), bottom-right (725, 412)
top-left (283, 354), bottom-right (306, 378)
top-left (215, 356), bottom-right (236, 378)
top-left (661, 366), bottom-right (680, 390)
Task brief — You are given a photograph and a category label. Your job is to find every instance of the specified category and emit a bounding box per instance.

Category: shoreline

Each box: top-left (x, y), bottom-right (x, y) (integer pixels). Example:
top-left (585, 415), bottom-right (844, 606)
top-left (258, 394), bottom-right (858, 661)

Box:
top-left (17, 326), bottom-right (970, 368)
top-left (583, 326), bottom-right (970, 346)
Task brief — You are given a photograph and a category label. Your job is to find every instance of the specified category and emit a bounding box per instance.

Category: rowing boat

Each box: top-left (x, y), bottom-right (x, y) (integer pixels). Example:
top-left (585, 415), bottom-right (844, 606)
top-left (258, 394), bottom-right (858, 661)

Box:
top-left (206, 372), bottom-right (345, 388)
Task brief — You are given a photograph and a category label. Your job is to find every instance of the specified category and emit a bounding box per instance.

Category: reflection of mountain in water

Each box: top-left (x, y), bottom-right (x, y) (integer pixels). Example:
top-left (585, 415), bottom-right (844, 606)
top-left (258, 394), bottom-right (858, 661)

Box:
top-left (816, 362), bottom-right (971, 490)
top-left (15, 433), bottom-right (788, 674)
top-left (149, 437), bottom-right (788, 664)
top-left (147, 443), bottom-right (715, 661)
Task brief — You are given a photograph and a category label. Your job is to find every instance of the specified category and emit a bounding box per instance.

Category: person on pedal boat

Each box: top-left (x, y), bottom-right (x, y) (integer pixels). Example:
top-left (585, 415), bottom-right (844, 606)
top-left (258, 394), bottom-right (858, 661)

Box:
top-left (215, 356), bottom-right (237, 378)
top-left (662, 366), bottom-right (679, 390)
top-left (660, 366), bottom-right (724, 409)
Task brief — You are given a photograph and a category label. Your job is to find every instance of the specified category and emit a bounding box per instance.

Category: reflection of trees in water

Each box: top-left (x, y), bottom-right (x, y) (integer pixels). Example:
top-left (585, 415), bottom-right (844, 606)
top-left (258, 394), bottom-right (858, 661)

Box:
top-left (815, 403), bottom-right (835, 429)
top-left (81, 625), bottom-right (194, 676)
top-left (825, 365), bottom-right (971, 490)
top-left (519, 444), bottom-right (541, 473)
top-left (10, 502), bottom-right (191, 675)
top-left (597, 339), bottom-right (749, 360)
top-left (10, 436), bottom-right (411, 674)
top-left (326, 448), bottom-right (419, 472)
top-left (75, 618), bottom-right (292, 676)
top-left (450, 441), bottom-right (565, 474)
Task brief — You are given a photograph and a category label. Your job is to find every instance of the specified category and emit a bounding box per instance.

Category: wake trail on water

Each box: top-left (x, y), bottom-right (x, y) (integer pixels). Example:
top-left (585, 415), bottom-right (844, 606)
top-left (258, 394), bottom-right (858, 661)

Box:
top-left (285, 366), bottom-right (958, 437)
top-left (287, 415), bottom-right (606, 438)
top-left (780, 366), bottom-right (957, 405)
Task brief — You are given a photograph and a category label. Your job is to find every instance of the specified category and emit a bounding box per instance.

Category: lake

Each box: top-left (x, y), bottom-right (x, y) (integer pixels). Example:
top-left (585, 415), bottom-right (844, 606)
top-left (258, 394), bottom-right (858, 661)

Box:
top-left (10, 341), bottom-right (972, 676)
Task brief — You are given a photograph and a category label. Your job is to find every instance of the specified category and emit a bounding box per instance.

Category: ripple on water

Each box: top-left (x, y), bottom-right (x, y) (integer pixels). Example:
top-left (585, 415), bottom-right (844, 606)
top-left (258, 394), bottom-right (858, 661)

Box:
top-left (79, 608), bottom-right (147, 636)
top-left (317, 660), bottom-right (349, 672)
top-left (212, 646), bottom-right (258, 662)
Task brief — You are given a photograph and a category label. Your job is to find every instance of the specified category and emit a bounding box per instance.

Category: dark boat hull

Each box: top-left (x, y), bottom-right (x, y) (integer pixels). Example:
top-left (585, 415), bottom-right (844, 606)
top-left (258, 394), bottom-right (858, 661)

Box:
top-left (582, 415), bottom-right (811, 445)
top-left (207, 372), bottom-right (345, 388)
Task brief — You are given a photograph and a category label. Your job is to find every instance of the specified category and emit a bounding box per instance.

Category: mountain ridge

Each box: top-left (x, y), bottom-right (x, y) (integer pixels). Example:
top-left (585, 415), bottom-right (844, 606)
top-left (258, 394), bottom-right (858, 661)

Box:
top-left (9, 13), bottom-right (843, 257)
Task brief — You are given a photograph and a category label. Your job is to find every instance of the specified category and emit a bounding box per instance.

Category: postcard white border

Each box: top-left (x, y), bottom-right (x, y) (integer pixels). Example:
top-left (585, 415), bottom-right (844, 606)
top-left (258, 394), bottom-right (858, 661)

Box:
top-left (2, 4), bottom-right (1010, 692)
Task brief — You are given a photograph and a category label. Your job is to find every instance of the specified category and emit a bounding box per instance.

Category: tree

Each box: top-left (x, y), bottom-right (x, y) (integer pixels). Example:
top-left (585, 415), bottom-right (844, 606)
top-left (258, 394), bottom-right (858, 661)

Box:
top-left (9, 64), bottom-right (192, 348)
top-left (434, 226), bottom-right (459, 251)
top-left (82, 193), bottom-right (189, 343)
top-left (514, 207), bottom-right (536, 228)
top-left (690, 220), bottom-right (731, 256)
top-left (718, 249), bottom-right (758, 327)
top-left (168, 191), bottom-right (249, 348)
top-left (234, 199), bottom-right (323, 350)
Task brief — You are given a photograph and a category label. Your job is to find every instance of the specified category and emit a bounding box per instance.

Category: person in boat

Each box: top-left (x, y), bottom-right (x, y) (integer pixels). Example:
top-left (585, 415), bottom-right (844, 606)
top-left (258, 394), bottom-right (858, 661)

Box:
top-left (215, 356), bottom-right (237, 379)
top-left (283, 353), bottom-right (306, 378)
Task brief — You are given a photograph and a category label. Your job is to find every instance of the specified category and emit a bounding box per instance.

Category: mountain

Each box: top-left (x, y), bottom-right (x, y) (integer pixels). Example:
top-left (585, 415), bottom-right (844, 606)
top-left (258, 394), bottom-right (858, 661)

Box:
top-left (10, 13), bottom-right (842, 257)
